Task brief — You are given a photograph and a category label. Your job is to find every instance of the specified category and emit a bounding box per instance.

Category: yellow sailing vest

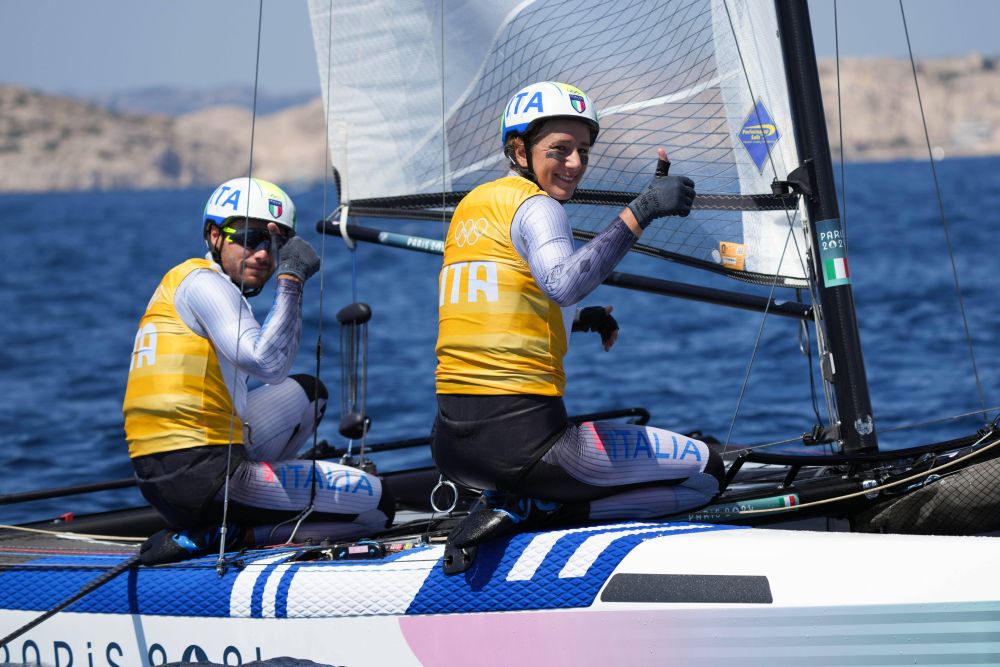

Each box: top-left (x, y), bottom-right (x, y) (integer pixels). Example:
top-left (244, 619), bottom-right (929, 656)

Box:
top-left (123, 258), bottom-right (241, 458)
top-left (436, 176), bottom-right (568, 395)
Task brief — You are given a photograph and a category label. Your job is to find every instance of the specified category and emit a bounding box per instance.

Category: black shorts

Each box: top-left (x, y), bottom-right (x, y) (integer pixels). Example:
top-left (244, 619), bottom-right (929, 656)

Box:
top-left (431, 394), bottom-right (568, 492)
top-left (131, 445), bottom-right (245, 529)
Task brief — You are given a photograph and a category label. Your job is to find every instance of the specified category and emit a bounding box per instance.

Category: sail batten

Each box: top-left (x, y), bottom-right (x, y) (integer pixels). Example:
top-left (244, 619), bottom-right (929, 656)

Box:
top-left (309, 0), bottom-right (809, 285)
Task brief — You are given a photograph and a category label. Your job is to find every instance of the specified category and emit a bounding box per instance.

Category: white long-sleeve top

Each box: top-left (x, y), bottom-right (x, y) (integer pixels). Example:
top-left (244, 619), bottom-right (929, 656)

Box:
top-left (173, 257), bottom-right (302, 416)
top-left (510, 193), bottom-right (636, 336)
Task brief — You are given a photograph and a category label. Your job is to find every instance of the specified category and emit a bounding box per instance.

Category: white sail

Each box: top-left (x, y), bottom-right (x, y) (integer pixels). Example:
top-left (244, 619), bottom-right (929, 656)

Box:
top-left (711, 0), bottom-right (806, 281)
top-left (308, 0), bottom-right (809, 285)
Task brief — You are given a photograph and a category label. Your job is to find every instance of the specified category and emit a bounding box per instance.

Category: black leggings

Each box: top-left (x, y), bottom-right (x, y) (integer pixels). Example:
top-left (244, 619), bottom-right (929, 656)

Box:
top-left (432, 394), bottom-right (725, 503)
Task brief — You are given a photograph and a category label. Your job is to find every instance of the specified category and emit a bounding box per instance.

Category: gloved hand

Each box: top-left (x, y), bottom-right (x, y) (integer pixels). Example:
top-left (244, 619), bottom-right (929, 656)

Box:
top-left (276, 236), bottom-right (321, 283)
top-left (573, 305), bottom-right (619, 351)
top-left (626, 153), bottom-right (696, 228)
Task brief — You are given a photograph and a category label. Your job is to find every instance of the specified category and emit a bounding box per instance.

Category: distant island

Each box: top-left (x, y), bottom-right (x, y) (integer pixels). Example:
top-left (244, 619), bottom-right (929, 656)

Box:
top-left (1, 55), bottom-right (997, 193)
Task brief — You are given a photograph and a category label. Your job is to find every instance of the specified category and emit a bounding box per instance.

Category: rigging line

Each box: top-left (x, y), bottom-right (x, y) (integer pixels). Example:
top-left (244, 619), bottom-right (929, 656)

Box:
top-left (285, 0), bottom-right (341, 545)
top-left (719, 0), bottom-right (811, 453)
top-left (798, 313), bottom-right (824, 427)
top-left (0, 554), bottom-right (141, 649)
top-left (723, 0), bottom-right (819, 314)
top-left (833, 0), bottom-right (849, 249)
top-left (218, 0), bottom-right (266, 570)
top-left (875, 405), bottom-right (1000, 435)
top-left (795, 289), bottom-right (823, 427)
top-left (899, 0), bottom-right (989, 423)
top-left (832, 17), bottom-right (851, 254)
top-left (719, 6), bottom-right (813, 284)
top-left (723, 433), bottom-right (1000, 517)
top-left (440, 0), bottom-right (447, 236)
top-left (736, 4), bottom-right (828, 331)
top-left (430, 0), bottom-right (452, 526)
top-left (305, 0), bottom-right (336, 485)
top-left (307, 0), bottom-right (337, 479)
top-left (417, 0), bottom-right (453, 515)
top-left (340, 0), bottom-right (364, 467)
top-left (731, 403), bottom-right (1000, 452)
top-left (729, 0), bottom-right (837, 430)
top-left (740, 434), bottom-right (812, 451)
top-left (0, 563), bottom-right (134, 572)
top-left (0, 525), bottom-right (145, 542)
top-left (300, 0), bottom-right (344, 535)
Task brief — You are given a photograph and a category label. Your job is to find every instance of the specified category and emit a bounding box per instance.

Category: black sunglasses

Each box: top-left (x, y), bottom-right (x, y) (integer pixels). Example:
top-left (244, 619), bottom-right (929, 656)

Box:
top-left (222, 224), bottom-right (289, 253)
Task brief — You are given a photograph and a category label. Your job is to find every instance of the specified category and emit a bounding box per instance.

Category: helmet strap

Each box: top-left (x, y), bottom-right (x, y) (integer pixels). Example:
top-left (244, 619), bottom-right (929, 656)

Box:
top-left (507, 134), bottom-right (565, 204)
top-left (506, 135), bottom-right (537, 183)
top-left (205, 222), bottom-right (223, 264)
top-left (239, 282), bottom-right (264, 299)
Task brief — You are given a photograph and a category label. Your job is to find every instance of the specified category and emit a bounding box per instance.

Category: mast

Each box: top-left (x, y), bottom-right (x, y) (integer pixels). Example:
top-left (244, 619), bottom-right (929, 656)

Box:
top-left (775, 0), bottom-right (878, 454)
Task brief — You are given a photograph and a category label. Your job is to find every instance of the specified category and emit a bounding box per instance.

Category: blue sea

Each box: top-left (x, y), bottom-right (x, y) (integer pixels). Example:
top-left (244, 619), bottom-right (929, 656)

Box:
top-left (2, 156), bottom-right (998, 526)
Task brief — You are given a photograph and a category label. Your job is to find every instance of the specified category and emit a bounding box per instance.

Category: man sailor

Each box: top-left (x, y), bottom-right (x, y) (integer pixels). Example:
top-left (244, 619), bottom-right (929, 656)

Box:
top-left (123, 177), bottom-right (392, 559)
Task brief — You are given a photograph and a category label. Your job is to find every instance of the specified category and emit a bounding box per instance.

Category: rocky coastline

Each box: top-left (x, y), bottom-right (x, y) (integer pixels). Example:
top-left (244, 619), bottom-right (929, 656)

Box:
top-left (1, 55), bottom-right (997, 193)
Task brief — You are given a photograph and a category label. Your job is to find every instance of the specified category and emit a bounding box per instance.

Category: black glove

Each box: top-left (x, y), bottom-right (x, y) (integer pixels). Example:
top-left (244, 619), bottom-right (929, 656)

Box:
top-left (276, 236), bottom-right (320, 283)
top-left (573, 306), bottom-right (619, 350)
top-left (626, 158), bottom-right (696, 228)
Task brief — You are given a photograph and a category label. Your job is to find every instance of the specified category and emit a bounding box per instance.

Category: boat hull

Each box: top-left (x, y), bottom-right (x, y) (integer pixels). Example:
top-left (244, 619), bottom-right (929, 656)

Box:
top-left (2, 521), bottom-right (999, 666)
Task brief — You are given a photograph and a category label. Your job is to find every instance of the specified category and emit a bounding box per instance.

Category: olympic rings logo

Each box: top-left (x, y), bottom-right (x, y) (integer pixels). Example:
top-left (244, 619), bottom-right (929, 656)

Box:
top-left (453, 218), bottom-right (489, 247)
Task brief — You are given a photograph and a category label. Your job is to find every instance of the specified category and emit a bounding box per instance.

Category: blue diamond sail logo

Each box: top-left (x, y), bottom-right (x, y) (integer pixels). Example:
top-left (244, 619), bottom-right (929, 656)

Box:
top-left (739, 99), bottom-right (781, 173)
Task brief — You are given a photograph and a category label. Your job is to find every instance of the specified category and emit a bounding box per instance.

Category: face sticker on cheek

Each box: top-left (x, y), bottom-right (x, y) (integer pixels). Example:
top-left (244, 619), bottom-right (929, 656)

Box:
top-left (543, 148), bottom-right (588, 166)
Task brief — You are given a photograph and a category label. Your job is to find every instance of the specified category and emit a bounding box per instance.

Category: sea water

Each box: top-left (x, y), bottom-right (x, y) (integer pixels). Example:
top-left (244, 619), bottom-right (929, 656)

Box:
top-left (1, 156), bottom-right (998, 525)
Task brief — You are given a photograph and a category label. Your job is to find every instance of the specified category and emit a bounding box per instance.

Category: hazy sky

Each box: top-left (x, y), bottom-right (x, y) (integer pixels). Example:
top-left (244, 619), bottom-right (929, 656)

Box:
top-left (1, 0), bottom-right (997, 96)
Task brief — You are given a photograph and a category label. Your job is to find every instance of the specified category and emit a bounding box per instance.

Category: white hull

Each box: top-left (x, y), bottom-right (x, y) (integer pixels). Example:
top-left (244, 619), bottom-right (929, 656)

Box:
top-left (3, 523), bottom-right (999, 665)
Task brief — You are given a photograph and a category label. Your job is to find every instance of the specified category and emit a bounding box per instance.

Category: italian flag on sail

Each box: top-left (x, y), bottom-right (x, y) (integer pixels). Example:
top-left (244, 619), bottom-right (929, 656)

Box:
top-left (824, 256), bottom-right (850, 284)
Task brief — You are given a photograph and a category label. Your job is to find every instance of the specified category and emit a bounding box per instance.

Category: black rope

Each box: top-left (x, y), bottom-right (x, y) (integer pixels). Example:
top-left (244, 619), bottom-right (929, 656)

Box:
top-left (219, 0), bottom-right (266, 572)
top-left (267, 0), bottom-right (346, 544)
top-left (798, 288), bottom-right (824, 427)
top-left (311, 0), bottom-right (335, 480)
top-left (718, 0), bottom-right (815, 456)
top-left (0, 555), bottom-right (140, 649)
top-left (333, 210), bottom-right (811, 291)
top-left (833, 0), bottom-right (849, 250)
top-left (877, 405), bottom-right (1000, 436)
top-left (346, 189), bottom-right (797, 213)
top-left (573, 228), bottom-right (807, 288)
top-left (438, 0), bottom-right (447, 231)
top-left (899, 0), bottom-right (989, 424)
top-left (282, 0), bottom-right (340, 544)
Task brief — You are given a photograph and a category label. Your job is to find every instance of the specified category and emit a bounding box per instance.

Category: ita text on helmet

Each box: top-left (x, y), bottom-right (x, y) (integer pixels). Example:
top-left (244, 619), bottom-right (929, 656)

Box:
top-left (203, 177), bottom-right (297, 236)
top-left (500, 81), bottom-right (599, 148)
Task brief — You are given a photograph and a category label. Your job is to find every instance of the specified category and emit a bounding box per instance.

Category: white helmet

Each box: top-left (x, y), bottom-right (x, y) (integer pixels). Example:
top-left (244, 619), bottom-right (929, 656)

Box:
top-left (500, 81), bottom-right (599, 147)
top-left (203, 177), bottom-right (296, 234)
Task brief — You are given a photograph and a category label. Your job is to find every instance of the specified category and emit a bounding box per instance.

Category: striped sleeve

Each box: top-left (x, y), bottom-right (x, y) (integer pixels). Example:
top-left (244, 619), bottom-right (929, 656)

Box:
top-left (511, 195), bottom-right (636, 306)
top-left (175, 270), bottom-right (302, 384)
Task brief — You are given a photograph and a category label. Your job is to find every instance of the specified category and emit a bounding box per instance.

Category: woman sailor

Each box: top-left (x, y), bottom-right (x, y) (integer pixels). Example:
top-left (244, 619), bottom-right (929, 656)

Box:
top-left (432, 82), bottom-right (725, 547)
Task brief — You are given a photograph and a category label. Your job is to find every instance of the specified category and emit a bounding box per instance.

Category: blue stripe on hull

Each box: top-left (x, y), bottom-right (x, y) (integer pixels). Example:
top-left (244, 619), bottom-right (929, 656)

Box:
top-left (2, 523), bottom-right (737, 617)
top-left (408, 522), bottom-right (737, 614)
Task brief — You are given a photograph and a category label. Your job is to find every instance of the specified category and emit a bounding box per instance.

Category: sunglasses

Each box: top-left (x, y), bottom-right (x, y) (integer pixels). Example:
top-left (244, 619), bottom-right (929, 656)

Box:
top-left (222, 224), bottom-right (289, 253)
